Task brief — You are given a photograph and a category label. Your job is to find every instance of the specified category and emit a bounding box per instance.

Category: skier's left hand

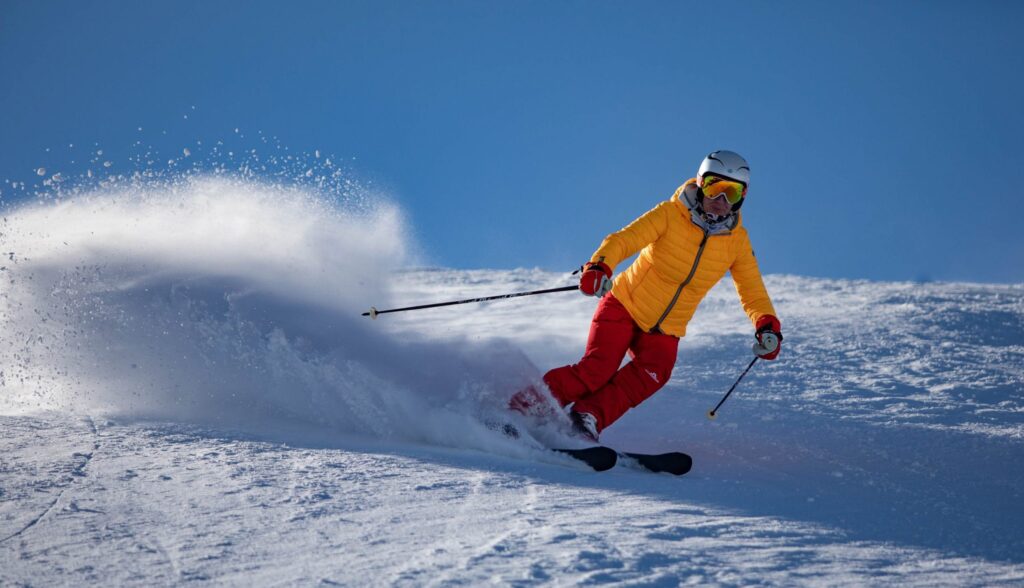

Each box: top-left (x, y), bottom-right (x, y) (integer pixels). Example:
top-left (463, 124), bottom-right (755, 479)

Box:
top-left (579, 262), bottom-right (613, 298)
top-left (753, 315), bottom-right (782, 360)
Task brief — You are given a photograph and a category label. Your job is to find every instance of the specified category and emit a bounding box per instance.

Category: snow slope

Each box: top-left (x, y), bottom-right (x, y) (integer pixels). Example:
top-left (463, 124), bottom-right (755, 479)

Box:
top-left (1, 178), bottom-right (1023, 585)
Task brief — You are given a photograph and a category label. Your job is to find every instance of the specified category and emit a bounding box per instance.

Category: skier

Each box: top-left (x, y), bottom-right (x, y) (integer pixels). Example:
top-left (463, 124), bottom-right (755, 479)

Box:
top-left (510, 150), bottom-right (782, 441)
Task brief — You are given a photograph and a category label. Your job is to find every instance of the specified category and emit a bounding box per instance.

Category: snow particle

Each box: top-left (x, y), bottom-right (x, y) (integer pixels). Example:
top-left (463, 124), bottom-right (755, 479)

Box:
top-left (36, 167), bottom-right (46, 176)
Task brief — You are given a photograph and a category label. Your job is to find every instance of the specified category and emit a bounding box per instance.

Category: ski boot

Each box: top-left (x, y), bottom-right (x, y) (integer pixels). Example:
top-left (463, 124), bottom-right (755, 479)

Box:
top-left (570, 410), bottom-right (599, 443)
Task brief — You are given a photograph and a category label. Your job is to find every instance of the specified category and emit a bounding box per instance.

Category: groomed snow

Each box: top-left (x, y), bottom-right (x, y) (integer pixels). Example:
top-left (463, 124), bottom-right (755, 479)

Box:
top-left (1, 178), bottom-right (1022, 585)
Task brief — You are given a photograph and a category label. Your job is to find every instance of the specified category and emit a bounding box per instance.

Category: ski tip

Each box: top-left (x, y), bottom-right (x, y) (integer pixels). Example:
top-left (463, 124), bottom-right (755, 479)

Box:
top-left (623, 451), bottom-right (693, 476)
top-left (661, 452), bottom-right (693, 476)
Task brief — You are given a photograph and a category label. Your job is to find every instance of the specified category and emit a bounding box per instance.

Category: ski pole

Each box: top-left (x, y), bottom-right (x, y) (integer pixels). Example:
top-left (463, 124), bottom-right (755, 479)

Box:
top-left (706, 356), bottom-right (759, 420)
top-left (362, 285), bottom-right (578, 319)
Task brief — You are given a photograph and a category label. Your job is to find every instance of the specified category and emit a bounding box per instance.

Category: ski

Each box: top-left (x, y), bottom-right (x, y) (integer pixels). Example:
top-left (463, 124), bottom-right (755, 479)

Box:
top-left (485, 419), bottom-right (617, 471)
top-left (484, 418), bottom-right (690, 475)
top-left (618, 451), bottom-right (692, 476)
top-left (552, 448), bottom-right (691, 475)
top-left (552, 446), bottom-right (618, 471)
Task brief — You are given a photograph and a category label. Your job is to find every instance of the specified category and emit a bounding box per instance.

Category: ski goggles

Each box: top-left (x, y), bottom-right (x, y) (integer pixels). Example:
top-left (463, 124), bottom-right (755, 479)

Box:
top-left (701, 175), bottom-right (746, 205)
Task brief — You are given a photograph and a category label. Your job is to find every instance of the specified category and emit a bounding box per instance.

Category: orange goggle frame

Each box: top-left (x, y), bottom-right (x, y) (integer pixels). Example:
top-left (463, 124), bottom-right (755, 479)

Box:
top-left (701, 175), bottom-right (746, 205)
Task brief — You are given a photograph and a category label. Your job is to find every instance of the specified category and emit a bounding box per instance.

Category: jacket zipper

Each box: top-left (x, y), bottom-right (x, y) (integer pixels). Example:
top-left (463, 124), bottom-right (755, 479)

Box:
top-left (651, 229), bottom-right (710, 333)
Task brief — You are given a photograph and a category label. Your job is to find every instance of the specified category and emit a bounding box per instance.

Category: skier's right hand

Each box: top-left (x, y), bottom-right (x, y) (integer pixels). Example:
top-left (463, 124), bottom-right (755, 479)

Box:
top-left (579, 262), bottom-right (613, 297)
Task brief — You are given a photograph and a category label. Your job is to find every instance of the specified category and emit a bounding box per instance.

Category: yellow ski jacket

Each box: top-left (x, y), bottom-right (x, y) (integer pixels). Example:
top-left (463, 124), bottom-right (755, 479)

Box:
top-left (589, 178), bottom-right (776, 337)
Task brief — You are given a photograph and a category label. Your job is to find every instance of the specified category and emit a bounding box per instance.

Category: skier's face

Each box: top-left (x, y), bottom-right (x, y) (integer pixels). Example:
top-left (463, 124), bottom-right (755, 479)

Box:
top-left (700, 175), bottom-right (744, 217)
top-left (703, 191), bottom-right (733, 216)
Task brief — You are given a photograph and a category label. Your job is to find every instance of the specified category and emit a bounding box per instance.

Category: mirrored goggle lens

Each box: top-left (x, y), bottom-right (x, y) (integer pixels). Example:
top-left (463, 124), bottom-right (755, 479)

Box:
top-left (701, 176), bottom-right (746, 205)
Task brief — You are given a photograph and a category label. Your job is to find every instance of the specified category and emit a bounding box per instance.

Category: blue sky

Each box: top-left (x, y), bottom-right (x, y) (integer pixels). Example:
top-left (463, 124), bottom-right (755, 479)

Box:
top-left (2, 1), bottom-right (1022, 282)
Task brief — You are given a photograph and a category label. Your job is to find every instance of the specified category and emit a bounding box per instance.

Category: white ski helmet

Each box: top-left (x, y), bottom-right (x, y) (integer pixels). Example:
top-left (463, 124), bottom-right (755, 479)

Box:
top-left (698, 150), bottom-right (750, 186)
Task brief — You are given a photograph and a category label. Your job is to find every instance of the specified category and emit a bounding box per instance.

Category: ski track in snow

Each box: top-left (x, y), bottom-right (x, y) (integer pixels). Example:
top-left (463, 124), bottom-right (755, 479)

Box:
top-left (3, 413), bottom-right (1023, 586)
top-left (1, 182), bottom-right (1023, 585)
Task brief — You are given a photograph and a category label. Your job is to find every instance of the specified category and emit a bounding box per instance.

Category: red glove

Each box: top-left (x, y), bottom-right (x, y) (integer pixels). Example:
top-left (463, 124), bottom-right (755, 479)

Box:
top-left (579, 262), bottom-right (613, 297)
top-left (753, 315), bottom-right (783, 360)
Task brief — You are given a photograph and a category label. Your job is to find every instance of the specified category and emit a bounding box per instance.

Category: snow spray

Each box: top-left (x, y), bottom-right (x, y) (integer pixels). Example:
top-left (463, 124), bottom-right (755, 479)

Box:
top-left (0, 172), bottom-right (538, 453)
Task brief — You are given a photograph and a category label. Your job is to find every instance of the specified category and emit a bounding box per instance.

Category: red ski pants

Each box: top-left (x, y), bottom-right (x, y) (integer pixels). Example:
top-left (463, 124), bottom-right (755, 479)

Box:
top-left (543, 294), bottom-right (679, 433)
